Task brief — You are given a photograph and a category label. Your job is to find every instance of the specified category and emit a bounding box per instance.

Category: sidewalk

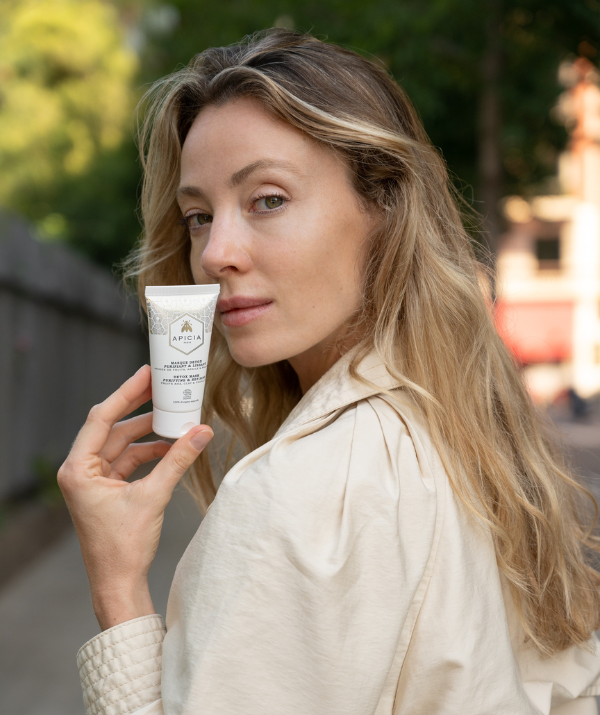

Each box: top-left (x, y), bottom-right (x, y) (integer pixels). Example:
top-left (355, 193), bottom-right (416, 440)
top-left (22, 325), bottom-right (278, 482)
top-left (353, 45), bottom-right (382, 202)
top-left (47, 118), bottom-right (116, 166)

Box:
top-left (0, 418), bottom-right (599, 715)
top-left (549, 405), bottom-right (600, 500)
top-left (0, 484), bottom-right (202, 715)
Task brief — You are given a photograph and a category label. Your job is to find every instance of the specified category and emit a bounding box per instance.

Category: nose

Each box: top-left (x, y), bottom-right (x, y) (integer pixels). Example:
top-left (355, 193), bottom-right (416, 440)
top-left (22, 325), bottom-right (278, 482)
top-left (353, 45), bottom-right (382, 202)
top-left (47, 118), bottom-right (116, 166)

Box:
top-left (197, 213), bottom-right (252, 279)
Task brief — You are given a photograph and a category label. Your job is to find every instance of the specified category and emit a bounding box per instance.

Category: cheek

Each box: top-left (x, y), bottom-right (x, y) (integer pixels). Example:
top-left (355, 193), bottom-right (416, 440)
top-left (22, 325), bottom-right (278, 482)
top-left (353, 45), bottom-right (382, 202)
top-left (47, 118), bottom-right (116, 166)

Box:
top-left (189, 241), bottom-right (207, 283)
top-left (284, 210), bottom-right (366, 305)
top-left (271, 226), bottom-right (365, 338)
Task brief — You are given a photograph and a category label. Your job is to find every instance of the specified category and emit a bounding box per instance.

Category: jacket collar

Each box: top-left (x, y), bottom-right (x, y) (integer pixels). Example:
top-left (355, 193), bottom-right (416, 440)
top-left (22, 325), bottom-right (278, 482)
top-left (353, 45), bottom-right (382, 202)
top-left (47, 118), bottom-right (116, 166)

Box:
top-left (275, 347), bottom-right (402, 437)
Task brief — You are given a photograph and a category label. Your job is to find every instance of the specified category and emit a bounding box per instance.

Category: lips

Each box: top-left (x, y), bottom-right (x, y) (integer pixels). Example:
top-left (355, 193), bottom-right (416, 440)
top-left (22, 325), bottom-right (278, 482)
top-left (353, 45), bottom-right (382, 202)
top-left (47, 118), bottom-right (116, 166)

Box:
top-left (217, 295), bottom-right (273, 328)
top-left (217, 295), bottom-right (271, 312)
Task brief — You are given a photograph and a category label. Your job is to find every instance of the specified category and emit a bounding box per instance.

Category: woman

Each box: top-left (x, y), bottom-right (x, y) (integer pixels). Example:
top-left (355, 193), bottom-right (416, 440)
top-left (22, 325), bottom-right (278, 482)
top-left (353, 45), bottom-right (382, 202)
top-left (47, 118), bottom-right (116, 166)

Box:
top-left (59, 30), bottom-right (600, 714)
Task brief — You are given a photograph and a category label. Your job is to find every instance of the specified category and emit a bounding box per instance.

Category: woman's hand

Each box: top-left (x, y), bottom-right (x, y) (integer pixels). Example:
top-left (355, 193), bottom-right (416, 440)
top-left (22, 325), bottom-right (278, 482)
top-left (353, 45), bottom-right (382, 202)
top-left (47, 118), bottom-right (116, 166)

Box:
top-left (57, 365), bottom-right (213, 630)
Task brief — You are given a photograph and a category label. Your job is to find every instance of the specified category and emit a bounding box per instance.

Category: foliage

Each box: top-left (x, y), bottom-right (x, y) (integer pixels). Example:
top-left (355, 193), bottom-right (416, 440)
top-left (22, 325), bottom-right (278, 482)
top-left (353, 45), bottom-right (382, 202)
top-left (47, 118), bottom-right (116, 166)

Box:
top-left (0, 0), bottom-right (139, 264)
top-left (141, 0), bottom-right (599, 197)
top-left (0, 0), bottom-right (598, 268)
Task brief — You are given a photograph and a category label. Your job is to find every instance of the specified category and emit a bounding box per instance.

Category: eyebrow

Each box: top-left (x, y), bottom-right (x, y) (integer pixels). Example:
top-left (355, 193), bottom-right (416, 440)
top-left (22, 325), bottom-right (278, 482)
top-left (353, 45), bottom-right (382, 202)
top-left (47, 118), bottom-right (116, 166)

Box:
top-left (227, 159), bottom-right (300, 188)
top-left (176, 159), bottom-right (301, 200)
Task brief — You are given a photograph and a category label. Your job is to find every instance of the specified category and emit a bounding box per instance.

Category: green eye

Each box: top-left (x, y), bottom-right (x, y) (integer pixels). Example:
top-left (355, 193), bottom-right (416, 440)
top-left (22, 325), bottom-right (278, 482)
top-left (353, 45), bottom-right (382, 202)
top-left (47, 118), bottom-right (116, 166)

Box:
top-left (254, 195), bottom-right (285, 212)
top-left (264, 196), bottom-right (283, 209)
top-left (187, 213), bottom-right (212, 227)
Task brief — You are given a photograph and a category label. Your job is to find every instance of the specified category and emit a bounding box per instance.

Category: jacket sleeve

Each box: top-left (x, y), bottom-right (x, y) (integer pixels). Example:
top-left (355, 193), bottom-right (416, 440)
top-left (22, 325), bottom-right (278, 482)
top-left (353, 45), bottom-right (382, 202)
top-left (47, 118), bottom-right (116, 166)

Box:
top-left (77, 614), bottom-right (165, 715)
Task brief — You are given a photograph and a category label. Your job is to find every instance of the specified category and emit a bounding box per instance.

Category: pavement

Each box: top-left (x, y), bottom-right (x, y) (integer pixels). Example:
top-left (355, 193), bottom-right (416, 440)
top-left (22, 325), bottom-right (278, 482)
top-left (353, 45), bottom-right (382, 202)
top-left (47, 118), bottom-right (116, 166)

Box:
top-left (0, 481), bottom-right (202, 715)
top-left (549, 406), bottom-right (600, 499)
top-left (0, 416), bottom-right (599, 715)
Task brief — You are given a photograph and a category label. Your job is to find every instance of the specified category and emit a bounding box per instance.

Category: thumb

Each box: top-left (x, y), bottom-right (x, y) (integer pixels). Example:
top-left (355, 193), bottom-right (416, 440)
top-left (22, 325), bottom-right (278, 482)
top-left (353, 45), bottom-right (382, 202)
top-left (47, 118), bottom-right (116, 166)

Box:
top-left (147, 426), bottom-right (213, 498)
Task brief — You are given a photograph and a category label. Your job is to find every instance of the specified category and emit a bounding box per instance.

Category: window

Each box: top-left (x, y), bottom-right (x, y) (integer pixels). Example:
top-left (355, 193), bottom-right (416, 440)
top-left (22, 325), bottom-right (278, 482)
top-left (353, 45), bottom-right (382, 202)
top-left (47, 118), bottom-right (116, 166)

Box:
top-left (534, 237), bottom-right (560, 270)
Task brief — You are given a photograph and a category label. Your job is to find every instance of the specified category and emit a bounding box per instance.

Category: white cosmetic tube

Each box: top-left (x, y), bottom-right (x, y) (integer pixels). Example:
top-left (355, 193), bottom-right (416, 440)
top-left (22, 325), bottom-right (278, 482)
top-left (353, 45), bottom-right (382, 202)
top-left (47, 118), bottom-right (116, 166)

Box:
top-left (145, 284), bottom-right (220, 439)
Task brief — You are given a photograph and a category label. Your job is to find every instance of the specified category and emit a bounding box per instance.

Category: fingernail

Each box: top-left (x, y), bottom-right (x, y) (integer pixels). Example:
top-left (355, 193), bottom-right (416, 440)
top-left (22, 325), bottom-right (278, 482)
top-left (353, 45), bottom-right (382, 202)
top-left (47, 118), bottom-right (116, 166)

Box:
top-left (190, 429), bottom-right (213, 451)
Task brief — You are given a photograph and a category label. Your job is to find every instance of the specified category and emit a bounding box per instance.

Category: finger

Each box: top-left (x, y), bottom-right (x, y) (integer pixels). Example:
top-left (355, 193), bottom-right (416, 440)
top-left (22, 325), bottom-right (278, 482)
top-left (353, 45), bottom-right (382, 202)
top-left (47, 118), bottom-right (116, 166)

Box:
top-left (70, 365), bottom-right (152, 459)
top-left (110, 441), bottom-right (172, 481)
top-left (100, 412), bottom-right (154, 463)
top-left (145, 426), bottom-right (213, 501)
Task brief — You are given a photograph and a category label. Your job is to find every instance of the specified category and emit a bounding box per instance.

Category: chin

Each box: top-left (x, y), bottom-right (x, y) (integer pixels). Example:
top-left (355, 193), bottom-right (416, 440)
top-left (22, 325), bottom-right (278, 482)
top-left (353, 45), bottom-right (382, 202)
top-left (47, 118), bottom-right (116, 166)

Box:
top-left (225, 334), bottom-right (298, 369)
top-left (226, 339), bottom-right (280, 369)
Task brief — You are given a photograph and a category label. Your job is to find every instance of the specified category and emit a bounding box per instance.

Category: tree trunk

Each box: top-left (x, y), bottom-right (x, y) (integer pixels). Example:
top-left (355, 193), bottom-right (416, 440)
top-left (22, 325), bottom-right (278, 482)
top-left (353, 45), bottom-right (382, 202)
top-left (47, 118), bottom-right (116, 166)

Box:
top-left (478, 0), bottom-right (503, 293)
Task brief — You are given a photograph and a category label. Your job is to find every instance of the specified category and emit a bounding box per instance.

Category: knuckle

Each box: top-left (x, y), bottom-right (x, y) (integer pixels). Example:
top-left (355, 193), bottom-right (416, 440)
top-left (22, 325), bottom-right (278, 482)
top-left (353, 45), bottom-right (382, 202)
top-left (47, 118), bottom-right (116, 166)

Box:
top-left (57, 463), bottom-right (73, 491)
top-left (87, 403), bottom-right (102, 422)
top-left (87, 403), bottom-right (112, 432)
top-left (170, 450), bottom-right (192, 475)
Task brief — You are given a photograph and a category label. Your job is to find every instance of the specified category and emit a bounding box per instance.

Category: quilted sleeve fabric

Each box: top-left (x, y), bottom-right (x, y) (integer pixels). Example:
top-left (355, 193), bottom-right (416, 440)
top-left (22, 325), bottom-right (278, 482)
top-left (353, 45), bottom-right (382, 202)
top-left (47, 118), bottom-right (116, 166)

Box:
top-left (77, 614), bottom-right (165, 715)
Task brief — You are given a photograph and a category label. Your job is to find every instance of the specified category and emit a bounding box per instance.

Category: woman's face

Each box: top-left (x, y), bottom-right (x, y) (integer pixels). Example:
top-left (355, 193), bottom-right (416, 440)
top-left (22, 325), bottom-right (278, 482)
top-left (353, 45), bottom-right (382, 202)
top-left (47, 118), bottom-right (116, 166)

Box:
top-left (178, 97), bottom-right (376, 373)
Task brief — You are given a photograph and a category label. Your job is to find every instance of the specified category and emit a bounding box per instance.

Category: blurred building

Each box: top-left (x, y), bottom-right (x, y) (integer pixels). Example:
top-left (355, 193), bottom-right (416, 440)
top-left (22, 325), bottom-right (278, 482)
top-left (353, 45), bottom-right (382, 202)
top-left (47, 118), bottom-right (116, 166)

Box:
top-left (496, 58), bottom-right (600, 403)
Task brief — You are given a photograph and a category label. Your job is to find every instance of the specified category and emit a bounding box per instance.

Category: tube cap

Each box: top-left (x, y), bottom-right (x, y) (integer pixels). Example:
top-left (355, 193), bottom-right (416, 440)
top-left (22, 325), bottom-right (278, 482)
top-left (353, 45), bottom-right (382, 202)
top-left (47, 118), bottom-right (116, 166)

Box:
top-left (152, 406), bottom-right (202, 439)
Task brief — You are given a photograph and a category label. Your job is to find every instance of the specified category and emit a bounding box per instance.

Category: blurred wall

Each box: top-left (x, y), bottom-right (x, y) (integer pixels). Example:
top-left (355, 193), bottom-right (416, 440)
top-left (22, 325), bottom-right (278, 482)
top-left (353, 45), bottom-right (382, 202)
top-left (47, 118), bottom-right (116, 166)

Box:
top-left (0, 212), bottom-right (146, 500)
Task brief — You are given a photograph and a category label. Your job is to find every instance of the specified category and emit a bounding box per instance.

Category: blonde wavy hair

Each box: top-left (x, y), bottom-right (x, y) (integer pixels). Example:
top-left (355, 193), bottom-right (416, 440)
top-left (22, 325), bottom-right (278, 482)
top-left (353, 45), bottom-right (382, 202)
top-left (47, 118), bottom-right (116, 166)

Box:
top-left (125, 29), bottom-right (600, 656)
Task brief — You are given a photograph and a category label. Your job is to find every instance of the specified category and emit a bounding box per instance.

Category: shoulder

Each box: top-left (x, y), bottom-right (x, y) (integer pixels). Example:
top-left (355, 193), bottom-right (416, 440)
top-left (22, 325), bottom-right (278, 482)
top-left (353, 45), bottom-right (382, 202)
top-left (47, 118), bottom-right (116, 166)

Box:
top-left (262, 392), bottom-right (420, 485)
top-left (217, 392), bottom-right (438, 544)
top-left (198, 394), bottom-right (440, 602)
top-left (277, 391), bottom-right (418, 461)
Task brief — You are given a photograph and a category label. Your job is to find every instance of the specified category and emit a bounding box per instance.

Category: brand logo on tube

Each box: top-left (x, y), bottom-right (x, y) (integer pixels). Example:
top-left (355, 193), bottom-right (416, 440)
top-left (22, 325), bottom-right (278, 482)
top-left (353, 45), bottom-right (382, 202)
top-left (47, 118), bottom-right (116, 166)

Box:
top-left (168, 314), bottom-right (204, 355)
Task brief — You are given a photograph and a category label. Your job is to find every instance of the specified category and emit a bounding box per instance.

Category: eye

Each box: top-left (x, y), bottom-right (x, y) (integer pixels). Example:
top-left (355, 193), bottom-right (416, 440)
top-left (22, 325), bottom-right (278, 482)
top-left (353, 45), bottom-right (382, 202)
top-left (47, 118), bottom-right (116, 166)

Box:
top-left (263, 196), bottom-right (284, 210)
top-left (252, 194), bottom-right (286, 212)
top-left (182, 212), bottom-right (212, 230)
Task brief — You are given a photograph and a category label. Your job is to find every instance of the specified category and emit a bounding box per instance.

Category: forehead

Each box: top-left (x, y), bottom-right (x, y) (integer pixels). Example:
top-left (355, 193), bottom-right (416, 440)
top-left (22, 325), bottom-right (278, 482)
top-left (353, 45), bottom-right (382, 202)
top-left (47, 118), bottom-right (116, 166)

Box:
top-left (182, 99), bottom-right (305, 159)
top-left (179, 97), bottom-right (349, 185)
top-left (187, 96), bottom-right (287, 135)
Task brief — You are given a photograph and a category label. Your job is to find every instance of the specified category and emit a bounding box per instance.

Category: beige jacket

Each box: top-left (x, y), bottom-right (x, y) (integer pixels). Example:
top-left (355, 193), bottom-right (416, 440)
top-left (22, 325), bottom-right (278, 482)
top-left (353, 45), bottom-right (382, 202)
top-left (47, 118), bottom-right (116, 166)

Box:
top-left (77, 351), bottom-right (600, 715)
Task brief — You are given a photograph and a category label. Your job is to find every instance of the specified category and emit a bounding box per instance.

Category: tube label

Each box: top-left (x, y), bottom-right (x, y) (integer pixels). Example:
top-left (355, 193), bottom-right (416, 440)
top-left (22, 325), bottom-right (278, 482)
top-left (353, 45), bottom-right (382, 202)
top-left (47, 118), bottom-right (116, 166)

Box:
top-left (145, 285), bottom-right (220, 415)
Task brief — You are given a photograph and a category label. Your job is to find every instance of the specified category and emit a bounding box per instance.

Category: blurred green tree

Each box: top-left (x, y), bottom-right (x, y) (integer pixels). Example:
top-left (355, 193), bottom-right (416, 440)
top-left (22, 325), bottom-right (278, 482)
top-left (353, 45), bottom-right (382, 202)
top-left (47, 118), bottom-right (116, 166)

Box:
top-left (145, 1), bottom-right (599, 254)
top-left (0, 0), bottom-right (598, 269)
top-left (0, 0), bottom-right (140, 265)
top-left (137, 0), bottom-right (599, 260)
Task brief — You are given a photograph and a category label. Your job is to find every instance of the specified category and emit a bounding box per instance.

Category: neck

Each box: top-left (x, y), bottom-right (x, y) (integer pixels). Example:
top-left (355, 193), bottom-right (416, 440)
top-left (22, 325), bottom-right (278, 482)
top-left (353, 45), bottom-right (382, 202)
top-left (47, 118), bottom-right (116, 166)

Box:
top-left (287, 332), bottom-right (360, 394)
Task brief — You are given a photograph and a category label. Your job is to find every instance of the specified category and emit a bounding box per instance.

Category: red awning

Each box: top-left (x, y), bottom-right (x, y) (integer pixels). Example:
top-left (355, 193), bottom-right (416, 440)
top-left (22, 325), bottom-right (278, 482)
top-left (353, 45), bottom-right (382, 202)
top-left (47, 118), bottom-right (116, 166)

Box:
top-left (495, 301), bottom-right (573, 364)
